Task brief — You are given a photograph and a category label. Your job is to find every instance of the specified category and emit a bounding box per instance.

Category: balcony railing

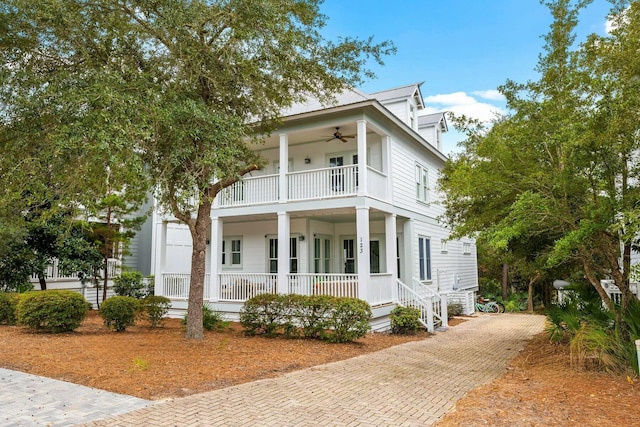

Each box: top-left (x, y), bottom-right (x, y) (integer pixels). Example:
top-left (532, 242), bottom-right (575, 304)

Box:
top-left (217, 165), bottom-right (389, 207)
top-left (218, 174), bottom-right (279, 207)
top-left (288, 165), bottom-right (358, 201)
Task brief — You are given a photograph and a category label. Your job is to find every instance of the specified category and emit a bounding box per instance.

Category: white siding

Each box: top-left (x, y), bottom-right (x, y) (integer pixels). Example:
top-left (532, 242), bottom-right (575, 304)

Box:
top-left (389, 134), bottom-right (445, 219)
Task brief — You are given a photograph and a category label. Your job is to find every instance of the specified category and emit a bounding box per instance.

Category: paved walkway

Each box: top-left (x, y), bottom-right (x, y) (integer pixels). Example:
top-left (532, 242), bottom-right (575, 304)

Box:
top-left (75, 313), bottom-right (545, 427)
top-left (0, 314), bottom-right (545, 426)
top-left (0, 368), bottom-right (151, 427)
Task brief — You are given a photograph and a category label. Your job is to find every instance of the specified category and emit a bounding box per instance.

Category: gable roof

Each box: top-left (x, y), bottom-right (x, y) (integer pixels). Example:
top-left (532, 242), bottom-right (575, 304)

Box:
top-left (281, 87), bottom-right (372, 117)
top-left (369, 82), bottom-right (425, 109)
top-left (418, 112), bottom-right (448, 132)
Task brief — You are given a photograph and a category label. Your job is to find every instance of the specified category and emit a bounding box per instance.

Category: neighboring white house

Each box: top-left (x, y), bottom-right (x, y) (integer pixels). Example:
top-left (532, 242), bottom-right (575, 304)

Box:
top-left (136, 82), bottom-right (478, 332)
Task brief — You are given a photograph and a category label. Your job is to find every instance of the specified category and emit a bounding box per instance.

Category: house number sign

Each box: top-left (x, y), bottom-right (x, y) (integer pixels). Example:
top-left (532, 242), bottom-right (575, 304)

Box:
top-left (359, 237), bottom-right (364, 254)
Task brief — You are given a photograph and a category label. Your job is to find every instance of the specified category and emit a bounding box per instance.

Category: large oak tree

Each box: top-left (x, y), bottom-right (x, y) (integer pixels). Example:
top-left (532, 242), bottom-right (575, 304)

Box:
top-left (0, 0), bottom-right (394, 339)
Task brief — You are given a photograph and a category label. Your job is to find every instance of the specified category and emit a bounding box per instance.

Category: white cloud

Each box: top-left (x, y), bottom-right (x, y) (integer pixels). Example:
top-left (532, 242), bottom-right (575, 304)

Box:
top-left (422, 90), bottom-right (504, 123)
top-left (472, 89), bottom-right (505, 101)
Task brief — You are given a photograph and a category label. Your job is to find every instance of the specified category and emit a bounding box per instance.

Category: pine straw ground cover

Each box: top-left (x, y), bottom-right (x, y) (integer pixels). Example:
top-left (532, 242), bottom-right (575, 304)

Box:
top-left (436, 332), bottom-right (640, 426)
top-left (0, 310), bottom-right (435, 400)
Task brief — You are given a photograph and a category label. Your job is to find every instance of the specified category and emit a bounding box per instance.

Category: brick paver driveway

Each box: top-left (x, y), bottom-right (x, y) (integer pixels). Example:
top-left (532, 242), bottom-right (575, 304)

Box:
top-left (81, 313), bottom-right (545, 427)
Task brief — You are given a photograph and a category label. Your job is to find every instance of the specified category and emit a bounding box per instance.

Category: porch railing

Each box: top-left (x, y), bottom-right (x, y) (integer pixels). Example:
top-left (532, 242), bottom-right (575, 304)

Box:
top-left (31, 258), bottom-right (121, 283)
top-left (369, 273), bottom-right (394, 306)
top-left (218, 273), bottom-right (277, 301)
top-left (367, 166), bottom-right (387, 201)
top-left (161, 273), bottom-right (211, 300)
top-left (396, 279), bottom-right (448, 333)
top-left (218, 174), bottom-right (279, 207)
top-left (288, 273), bottom-right (359, 298)
top-left (288, 165), bottom-right (358, 201)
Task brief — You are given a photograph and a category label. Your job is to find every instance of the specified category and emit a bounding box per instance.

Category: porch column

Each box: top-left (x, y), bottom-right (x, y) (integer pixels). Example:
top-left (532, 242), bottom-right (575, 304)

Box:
top-left (209, 216), bottom-right (223, 301)
top-left (153, 220), bottom-right (167, 297)
top-left (382, 135), bottom-right (393, 201)
top-left (385, 213), bottom-right (398, 302)
top-left (403, 219), bottom-right (415, 288)
top-left (356, 206), bottom-right (370, 302)
top-left (277, 211), bottom-right (290, 294)
top-left (279, 133), bottom-right (288, 203)
top-left (356, 120), bottom-right (368, 197)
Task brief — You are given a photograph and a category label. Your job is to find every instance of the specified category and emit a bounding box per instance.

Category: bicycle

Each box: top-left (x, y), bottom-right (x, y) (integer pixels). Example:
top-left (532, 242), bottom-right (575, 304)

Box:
top-left (475, 297), bottom-right (505, 313)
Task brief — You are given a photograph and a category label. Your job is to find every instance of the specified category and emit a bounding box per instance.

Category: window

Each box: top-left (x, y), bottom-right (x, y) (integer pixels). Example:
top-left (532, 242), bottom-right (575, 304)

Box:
top-left (418, 237), bottom-right (431, 281)
top-left (370, 240), bottom-right (380, 274)
top-left (267, 237), bottom-right (298, 273)
top-left (343, 239), bottom-right (355, 274)
top-left (410, 104), bottom-right (416, 129)
top-left (268, 238), bottom-right (278, 273)
top-left (463, 242), bottom-right (472, 254)
top-left (314, 237), bottom-right (332, 273)
top-left (222, 238), bottom-right (242, 267)
top-left (415, 163), bottom-right (429, 203)
top-left (396, 237), bottom-right (401, 279)
top-left (441, 239), bottom-right (448, 253)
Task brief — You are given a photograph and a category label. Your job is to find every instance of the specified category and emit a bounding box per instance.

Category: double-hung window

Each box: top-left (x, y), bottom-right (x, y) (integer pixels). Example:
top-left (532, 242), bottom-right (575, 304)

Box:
top-left (222, 238), bottom-right (242, 268)
top-left (415, 163), bottom-right (429, 203)
top-left (267, 237), bottom-right (299, 273)
top-left (418, 237), bottom-right (431, 281)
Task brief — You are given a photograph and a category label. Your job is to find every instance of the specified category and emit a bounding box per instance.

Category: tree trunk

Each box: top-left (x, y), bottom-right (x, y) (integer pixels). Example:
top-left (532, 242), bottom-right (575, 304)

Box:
top-left (38, 274), bottom-right (47, 291)
top-left (185, 201), bottom-right (212, 340)
top-left (103, 206), bottom-right (112, 303)
top-left (502, 263), bottom-right (509, 301)
top-left (528, 280), bottom-right (534, 312)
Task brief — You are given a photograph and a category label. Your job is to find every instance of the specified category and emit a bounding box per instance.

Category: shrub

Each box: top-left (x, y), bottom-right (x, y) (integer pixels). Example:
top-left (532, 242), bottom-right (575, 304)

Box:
top-left (240, 293), bottom-right (285, 336)
top-left (298, 294), bottom-right (333, 338)
top-left (141, 295), bottom-right (171, 327)
top-left (16, 290), bottom-right (89, 333)
top-left (447, 303), bottom-right (464, 319)
top-left (182, 303), bottom-right (229, 331)
top-left (100, 296), bottom-right (140, 332)
top-left (0, 292), bottom-right (21, 325)
top-left (321, 297), bottom-right (372, 343)
top-left (390, 306), bottom-right (421, 335)
top-left (113, 271), bottom-right (147, 299)
top-left (240, 294), bottom-right (371, 343)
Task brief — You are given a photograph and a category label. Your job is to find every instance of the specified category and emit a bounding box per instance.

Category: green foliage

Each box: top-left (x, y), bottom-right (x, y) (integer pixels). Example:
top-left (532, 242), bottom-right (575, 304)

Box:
top-left (239, 293), bottom-right (285, 337)
top-left (240, 294), bottom-right (371, 343)
top-left (141, 295), bottom-right (171, 328)
top-left (182, 303), bottom-right (229, 332)
top-left (16, 290), bottom-right (89, 333)
top-left (447, 303), bottom-right (464, 319)
top-left (113, 271), bottom-right (148, 299)
top-left (99, 296), bottom-right (140, 332)
top-left (544, 285), bottom-right (640, 373)
top-left (0, 0), bottom-right (394, 340)
top-left (390, 306), bottom-right (421, 335)
top-left (502, 292), bottom-right (527, 312)
top-left (0, 292), bottom-right (21, 325)
top-left (321, 298), bottom-right (372, 343)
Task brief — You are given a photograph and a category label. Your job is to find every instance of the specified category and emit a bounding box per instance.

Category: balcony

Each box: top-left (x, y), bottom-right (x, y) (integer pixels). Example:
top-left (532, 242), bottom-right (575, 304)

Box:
top-left (218, 165), bottom-right (387, 208)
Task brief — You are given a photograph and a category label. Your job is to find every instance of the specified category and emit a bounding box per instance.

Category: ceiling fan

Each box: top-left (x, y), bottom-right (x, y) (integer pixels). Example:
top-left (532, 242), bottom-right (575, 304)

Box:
top-left (325, 127), bottom-right (355, 143)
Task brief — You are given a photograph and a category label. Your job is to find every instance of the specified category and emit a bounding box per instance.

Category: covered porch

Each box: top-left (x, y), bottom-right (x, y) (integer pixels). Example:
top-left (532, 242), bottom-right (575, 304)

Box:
top-left (154, 206), bottom-right (403, 308)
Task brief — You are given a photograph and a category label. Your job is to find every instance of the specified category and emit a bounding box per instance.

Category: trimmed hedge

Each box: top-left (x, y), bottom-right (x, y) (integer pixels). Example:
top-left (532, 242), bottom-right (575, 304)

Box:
top-left (100, 296), bottom-right (140, 332)
top-left (390, 306), bottom-right (421, 335)
top-left (0, 292), bottom-right (21, 325)
top-left (16, 290), bottom-right (90, 333)
top-left (240, 294), bottom-right (372, 343)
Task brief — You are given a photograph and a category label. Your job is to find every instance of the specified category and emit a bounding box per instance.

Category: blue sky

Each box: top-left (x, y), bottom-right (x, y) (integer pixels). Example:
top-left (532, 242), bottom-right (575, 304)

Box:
top-left (319, 0), bottom-right (613, 154)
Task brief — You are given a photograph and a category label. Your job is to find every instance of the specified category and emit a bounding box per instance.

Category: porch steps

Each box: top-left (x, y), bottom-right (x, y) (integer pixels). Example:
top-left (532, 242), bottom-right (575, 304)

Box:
top-left (396, 279), bottom-right (448, 333)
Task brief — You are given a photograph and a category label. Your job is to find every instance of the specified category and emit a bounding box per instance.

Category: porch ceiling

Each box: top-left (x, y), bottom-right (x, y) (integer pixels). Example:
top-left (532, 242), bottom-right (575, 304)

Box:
top-left (219, 208), bottom-right (389, 224)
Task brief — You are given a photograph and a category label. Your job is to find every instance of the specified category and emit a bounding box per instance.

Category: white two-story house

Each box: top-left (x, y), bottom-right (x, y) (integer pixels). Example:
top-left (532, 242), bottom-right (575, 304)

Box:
top-left (140, 82), bottom-right (478, 331)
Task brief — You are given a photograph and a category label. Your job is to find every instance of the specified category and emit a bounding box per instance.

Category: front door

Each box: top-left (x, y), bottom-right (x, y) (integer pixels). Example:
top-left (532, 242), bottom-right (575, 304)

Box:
top-left (343, 238), bottom-right (355, 273)
top-left (329, 156), bottom-right (344, 191)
